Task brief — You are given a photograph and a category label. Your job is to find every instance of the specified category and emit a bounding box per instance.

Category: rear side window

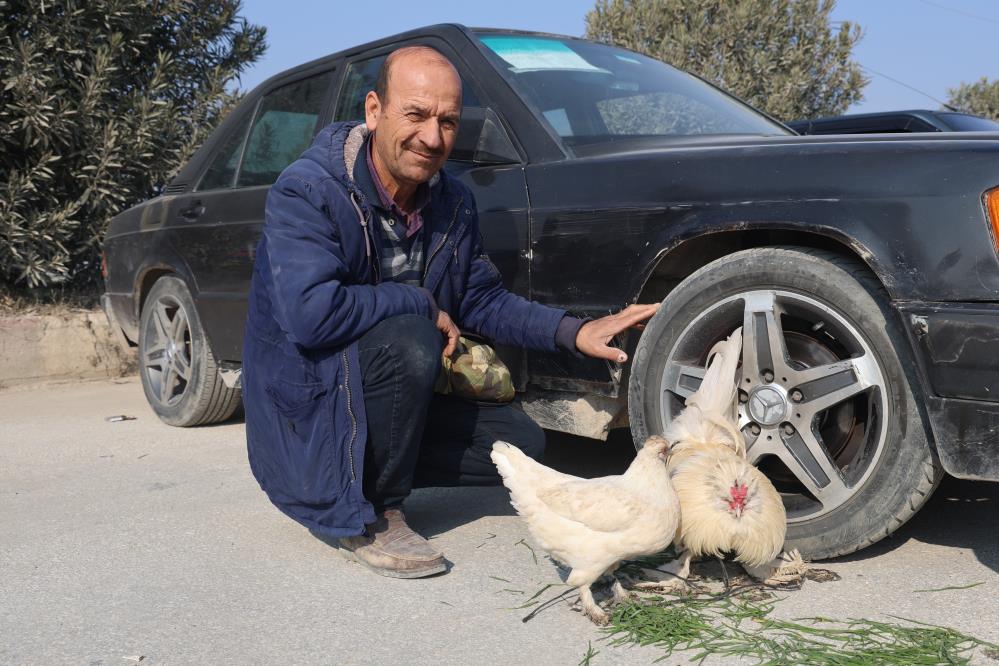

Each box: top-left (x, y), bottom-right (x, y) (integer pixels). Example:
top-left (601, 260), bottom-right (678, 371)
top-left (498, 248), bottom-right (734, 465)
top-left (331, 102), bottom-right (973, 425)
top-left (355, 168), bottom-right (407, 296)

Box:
top-left (236, 70), bottom-right (335, 187)
top-left (334, 56), bottom-right (385, 122)
top-left (198, 111), bottom-right (253, 190)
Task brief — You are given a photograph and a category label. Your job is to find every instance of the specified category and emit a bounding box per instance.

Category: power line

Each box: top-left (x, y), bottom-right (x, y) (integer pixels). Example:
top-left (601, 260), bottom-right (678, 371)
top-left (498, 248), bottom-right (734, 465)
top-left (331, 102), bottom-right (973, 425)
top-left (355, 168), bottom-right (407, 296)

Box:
top-left (917, 0), bottom-right (999, 25)
top-left (859, 65), bottom-right (959, 110)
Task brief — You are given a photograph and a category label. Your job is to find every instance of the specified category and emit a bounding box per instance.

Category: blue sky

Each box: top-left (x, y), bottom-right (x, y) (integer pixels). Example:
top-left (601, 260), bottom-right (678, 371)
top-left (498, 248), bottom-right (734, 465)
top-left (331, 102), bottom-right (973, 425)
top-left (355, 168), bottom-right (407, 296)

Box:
top-left (237, 0), bottom-right (998, 117)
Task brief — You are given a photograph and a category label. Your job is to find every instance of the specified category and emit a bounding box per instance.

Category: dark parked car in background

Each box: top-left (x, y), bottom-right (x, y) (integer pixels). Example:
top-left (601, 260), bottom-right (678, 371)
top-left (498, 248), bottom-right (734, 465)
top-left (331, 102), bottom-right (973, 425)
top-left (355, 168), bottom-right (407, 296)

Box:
top-left (788, 109), bottom-right (999, 135)
top-left (101, 24), bottom-right (999, 560)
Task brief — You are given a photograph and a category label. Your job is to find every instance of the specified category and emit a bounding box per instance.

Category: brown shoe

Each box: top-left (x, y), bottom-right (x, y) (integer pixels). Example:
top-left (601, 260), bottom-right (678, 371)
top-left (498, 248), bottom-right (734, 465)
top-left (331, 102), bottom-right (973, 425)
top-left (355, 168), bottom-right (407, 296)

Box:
top-left (337, 508), bottom-right (447, 578)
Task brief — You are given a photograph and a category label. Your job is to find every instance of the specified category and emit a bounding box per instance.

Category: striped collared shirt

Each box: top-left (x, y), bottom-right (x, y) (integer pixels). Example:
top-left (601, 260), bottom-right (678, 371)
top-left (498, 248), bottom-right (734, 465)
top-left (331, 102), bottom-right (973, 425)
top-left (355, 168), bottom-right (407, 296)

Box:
top-left (364, 139), bottom-right (430, 286)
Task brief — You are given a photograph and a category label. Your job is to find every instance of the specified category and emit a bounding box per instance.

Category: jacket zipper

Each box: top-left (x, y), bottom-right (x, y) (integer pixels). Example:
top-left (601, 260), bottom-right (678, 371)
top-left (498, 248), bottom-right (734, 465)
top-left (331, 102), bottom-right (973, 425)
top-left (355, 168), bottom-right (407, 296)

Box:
top-left (341, 348), bottom-right (358, 482)
top-left (340, 195), bottom-right (461, 483)
top-left (349, 191), bottom-right (380, 284)
top-left (422, 198), bottom-right (464, 284)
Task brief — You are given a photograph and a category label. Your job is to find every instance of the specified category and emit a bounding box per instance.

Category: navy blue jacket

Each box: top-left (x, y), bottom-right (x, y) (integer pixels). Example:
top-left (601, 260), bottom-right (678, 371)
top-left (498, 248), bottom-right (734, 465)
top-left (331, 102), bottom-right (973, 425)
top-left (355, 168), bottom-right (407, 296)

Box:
top-left (243, 122), bottom-right (568, 537)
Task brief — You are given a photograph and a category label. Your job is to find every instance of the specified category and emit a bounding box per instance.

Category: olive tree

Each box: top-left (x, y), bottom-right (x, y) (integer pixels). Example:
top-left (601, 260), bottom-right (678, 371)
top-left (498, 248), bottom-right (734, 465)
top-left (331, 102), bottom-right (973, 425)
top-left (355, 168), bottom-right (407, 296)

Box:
top-left (584, 0), bottom-right (867, 121)
top-left (947, 77), bottom-right (999, 120)
top-left (0, 0), bottom-right (266, 291)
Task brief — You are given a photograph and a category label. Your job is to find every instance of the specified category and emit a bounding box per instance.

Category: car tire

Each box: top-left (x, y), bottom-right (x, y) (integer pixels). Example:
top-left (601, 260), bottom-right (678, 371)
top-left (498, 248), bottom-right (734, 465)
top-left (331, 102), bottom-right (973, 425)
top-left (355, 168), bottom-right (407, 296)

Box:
top-left (138, 276), bottom-right (242, 427)
top-left (629, 247), bottom-right (942, 560)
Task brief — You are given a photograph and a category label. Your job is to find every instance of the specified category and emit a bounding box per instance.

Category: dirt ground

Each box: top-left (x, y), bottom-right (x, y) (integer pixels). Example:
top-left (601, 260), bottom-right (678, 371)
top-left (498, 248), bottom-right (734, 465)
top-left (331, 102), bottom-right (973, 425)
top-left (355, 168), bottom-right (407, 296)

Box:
top-left (1, 377), bottom-right (997, 664)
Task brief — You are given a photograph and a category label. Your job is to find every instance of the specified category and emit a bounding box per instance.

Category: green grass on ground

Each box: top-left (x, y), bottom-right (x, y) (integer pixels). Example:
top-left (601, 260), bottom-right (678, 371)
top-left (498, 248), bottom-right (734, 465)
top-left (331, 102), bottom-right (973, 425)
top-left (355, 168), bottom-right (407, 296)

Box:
top-left (604, 589), bottom-right (998, 665)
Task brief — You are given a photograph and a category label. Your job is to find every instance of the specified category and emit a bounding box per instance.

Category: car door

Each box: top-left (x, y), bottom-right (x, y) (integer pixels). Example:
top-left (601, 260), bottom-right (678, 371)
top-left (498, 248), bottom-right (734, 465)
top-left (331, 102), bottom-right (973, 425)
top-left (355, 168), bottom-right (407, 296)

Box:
top-left (175, 66), bottom-right (338, 363)
top-left (331, 42), bottom-right (532, 386)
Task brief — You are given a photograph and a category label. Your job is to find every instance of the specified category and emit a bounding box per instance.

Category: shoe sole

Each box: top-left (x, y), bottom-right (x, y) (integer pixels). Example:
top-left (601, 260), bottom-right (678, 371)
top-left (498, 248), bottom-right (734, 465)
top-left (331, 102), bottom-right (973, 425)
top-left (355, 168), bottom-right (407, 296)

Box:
top-left (338, 547), bottom-right (448, 579)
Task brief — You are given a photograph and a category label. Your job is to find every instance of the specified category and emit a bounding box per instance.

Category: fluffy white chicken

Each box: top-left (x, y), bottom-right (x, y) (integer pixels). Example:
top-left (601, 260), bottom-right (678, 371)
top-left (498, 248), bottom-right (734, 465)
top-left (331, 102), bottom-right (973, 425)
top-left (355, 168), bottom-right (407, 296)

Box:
top-left (652, 327), bottom-right (803, 587)
top-left (490, 436), bottom-right (679, 625)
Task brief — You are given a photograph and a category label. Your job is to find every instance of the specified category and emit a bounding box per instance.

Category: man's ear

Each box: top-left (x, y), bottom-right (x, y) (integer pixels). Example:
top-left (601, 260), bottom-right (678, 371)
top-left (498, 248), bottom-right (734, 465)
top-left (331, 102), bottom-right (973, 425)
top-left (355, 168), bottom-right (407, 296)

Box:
top-left (364, 91), bottom-right (381, 132)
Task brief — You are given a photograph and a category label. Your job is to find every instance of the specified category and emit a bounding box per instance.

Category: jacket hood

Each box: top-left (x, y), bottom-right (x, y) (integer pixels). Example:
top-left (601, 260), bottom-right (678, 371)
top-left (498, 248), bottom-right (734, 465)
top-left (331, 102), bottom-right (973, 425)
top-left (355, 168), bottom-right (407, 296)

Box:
top-left (301, 121), bottom-right (440, 197)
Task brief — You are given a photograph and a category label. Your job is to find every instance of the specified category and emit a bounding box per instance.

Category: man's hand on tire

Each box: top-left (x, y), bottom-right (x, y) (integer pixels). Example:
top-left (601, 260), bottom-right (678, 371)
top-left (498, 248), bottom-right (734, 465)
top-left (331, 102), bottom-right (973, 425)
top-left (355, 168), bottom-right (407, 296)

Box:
top-left (575, 303), bottom-right (660, 362)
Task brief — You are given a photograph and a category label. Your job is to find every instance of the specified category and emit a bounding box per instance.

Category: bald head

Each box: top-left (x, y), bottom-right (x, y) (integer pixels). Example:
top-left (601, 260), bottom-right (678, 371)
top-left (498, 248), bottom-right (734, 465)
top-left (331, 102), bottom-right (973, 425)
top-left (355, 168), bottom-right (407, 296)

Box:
top-left (374, 46), bottom-right (461, 105)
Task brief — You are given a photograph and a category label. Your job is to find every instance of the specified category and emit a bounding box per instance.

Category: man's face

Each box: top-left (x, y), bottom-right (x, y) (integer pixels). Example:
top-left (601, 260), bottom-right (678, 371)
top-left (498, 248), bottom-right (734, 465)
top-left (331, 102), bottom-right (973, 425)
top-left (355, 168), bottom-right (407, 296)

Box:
top-left (365, 55), bottom-right (462, 189)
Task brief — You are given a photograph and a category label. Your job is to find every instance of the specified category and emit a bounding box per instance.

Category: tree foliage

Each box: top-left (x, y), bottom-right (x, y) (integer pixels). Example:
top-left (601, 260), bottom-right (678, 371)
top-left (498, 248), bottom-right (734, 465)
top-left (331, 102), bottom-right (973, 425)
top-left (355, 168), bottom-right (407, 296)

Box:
top-left (584, 0), bottom-right (867, 122)
top-left (0, 0), bottom-right (266, 290)
top-left (947, 77), bottom-right (999, 120)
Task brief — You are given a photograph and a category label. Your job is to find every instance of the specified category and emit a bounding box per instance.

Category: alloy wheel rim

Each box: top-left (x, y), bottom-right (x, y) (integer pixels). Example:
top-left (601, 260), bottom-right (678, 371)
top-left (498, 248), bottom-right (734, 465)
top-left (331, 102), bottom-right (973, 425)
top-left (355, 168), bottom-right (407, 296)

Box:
top-left (658, 289), bottom-right (889, 522)
top-left (142, 296), bottom-right (194, 408)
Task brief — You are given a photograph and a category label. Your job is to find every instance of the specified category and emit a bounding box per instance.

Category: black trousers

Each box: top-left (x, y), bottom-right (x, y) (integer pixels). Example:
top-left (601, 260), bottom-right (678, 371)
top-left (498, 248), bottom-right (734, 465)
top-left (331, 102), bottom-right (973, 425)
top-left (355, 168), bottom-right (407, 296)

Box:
top-left (358, 314), bottom-right (546, 510)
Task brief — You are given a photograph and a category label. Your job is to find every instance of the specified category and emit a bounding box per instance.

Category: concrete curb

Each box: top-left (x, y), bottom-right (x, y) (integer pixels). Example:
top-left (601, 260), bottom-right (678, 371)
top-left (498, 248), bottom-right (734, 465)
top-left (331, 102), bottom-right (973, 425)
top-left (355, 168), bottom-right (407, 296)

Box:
top-left (0, 311), bottom-right (137, 390)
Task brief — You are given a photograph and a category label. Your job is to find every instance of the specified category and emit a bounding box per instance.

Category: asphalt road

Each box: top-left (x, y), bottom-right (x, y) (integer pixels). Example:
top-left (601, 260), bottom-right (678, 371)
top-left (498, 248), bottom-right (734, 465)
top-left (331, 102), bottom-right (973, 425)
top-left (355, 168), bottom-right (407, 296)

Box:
top-left (1, 377), bottom-right (997, 665)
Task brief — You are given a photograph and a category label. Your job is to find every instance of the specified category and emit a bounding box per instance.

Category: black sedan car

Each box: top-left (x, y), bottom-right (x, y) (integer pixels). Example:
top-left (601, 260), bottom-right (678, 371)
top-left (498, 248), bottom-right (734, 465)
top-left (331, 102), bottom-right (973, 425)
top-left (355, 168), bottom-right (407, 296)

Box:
top-left (101, 25), bottom-right (999, 560)
top-left (788, 109), bottom-right (999, 135)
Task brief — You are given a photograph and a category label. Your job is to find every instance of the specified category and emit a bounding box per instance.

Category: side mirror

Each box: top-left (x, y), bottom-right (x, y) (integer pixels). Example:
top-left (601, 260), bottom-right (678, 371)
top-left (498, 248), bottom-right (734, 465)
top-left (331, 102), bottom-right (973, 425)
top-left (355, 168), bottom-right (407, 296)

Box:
top-left (452, 107), bottom-right (520, 164)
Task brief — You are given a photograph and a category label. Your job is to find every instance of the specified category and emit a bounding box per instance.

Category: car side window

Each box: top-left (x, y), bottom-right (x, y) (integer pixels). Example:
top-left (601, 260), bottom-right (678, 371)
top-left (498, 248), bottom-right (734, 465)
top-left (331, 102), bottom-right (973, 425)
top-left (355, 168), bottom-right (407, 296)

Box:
top-left (334, 56), bottom-right (385, 122)
top-left (235, 70), bottom-right (335, 188)
top-left (198, 111), bottom-right (253, 190)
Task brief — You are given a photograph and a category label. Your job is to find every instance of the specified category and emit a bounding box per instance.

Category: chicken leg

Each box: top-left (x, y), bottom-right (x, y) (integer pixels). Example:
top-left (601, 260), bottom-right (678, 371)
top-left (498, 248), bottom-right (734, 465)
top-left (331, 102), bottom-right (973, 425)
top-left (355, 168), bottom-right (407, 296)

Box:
top-left (610, 578), bottom-right (631, 606)
top-left (575, 582), bottom-right (609, 625)
top-left (634, 549), bottom-right (692, 593)
top-left (742, 548), bottom-right (807, 585)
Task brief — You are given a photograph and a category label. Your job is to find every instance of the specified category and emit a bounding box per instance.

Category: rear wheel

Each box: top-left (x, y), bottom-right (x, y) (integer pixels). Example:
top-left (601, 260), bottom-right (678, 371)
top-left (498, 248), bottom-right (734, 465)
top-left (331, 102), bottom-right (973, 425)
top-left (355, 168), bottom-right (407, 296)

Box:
top-left (138, 276), bottom-right (241, 426)
top-left (629, 247), bottom-right (942, 559)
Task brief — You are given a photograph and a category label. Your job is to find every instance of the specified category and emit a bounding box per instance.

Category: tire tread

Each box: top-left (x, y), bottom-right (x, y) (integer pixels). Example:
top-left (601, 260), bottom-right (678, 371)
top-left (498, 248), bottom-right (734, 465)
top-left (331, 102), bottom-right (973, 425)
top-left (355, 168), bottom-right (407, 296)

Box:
top-left (758, 247), bottom-right (943, 560)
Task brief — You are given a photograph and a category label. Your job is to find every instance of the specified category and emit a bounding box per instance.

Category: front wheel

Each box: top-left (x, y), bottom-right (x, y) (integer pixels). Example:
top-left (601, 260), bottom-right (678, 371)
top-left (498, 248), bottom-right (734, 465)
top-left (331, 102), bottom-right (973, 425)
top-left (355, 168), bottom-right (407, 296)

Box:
top-left (629, 247), bottom-right (941, 559)
top-left (138, 276), bottom-right (241, 426)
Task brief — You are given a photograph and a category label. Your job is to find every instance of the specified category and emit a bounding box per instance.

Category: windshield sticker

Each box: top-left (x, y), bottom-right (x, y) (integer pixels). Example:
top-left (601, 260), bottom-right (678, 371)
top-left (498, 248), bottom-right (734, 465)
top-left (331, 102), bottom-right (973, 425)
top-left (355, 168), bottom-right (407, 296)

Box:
top-left (481, 36), bottom-right (608, 73)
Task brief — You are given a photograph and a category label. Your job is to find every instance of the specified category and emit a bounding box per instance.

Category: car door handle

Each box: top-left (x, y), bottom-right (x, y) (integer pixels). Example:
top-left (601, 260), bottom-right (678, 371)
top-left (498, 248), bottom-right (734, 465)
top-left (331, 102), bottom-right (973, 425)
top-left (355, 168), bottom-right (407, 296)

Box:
top-left (179, 201), bottom-right (205, 220)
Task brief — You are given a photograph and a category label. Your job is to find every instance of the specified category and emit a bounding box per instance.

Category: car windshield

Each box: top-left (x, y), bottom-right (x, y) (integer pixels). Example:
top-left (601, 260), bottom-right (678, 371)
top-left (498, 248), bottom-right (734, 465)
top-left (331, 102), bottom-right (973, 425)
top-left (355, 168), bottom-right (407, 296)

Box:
top-left (938, 112), bottom-right (999, 132)
top-left (476, 33), bottom-right (789, 148)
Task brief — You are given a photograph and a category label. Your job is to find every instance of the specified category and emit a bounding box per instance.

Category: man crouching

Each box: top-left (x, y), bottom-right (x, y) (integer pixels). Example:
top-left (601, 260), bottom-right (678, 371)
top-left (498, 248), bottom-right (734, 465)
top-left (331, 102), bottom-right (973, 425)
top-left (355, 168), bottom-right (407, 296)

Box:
top-left (243, 45), bottom-right (656, 577)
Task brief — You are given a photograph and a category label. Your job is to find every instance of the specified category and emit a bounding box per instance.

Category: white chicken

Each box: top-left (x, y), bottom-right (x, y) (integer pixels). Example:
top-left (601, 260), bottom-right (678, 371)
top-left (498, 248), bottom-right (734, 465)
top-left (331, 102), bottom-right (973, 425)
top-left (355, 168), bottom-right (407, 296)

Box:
top-left (652, 327), bottom-right (804, 588)
top-left (490, 435), bottom-right (679, 625)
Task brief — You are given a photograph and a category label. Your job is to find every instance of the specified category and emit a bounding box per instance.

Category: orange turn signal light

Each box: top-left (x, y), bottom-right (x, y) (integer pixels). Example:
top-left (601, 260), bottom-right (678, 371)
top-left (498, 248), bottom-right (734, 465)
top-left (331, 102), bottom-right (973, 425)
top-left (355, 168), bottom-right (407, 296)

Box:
top-left (988, 188), bottom-right (999, 254)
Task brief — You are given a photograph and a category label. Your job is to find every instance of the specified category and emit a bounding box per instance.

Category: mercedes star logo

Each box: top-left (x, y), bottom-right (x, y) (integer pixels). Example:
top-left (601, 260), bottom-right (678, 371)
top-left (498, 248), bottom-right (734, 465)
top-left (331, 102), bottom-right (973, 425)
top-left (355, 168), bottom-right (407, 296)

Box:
top-left (748, 386), bottom-right (787, 426)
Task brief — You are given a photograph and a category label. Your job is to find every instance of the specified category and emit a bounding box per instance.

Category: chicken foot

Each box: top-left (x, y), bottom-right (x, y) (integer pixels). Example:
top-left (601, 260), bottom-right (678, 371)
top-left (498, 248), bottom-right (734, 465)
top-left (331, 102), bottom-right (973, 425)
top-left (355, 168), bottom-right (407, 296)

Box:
top-left (576, 584), bottom-right (610, 625)
top-left (742, 548), bottom-right (807, 585)
top-left (610, 577), bottom-right (632, 605)
top-left (600, 562), bottom-right (632, 606)
top-left (634, 548), bottom-right (692, 593)
top-left (568, 565), bottom-right (629, 625)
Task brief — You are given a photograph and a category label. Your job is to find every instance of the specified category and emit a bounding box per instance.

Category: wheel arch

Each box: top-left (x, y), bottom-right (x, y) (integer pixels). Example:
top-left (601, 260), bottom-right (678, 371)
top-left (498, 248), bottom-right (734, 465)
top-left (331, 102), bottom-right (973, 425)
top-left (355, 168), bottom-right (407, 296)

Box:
top-left (630, 227), bottom-right (942, 471)
top-left (131, 260), bottom-right (199, 331)
top-left (133, 266), bottom-right (227, 366)
top-left (634, 226), bottom-right (892, 307)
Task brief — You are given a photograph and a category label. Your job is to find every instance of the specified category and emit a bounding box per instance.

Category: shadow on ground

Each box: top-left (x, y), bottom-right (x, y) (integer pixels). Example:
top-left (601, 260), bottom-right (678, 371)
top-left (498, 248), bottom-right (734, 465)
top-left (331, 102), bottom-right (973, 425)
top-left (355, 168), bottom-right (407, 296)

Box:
top-left (410, 428), bottom-right (998, 573)
top-left (833, 475), bottom-right (998, 573)
top-left (407, 429), bottom-right (637, 539)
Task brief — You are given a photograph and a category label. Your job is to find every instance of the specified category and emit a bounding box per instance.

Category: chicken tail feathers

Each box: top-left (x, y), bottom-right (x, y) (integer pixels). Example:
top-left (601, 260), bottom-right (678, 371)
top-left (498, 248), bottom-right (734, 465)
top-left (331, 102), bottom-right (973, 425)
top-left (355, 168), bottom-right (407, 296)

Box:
top-left (490, 440), bottom-right (525, 483)
top-left (667, 327), bottom-right (746, 456)
top-left (490, 441), bottom-right (550, 524)
top-left (687, 326), bottom-right (742, 418)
